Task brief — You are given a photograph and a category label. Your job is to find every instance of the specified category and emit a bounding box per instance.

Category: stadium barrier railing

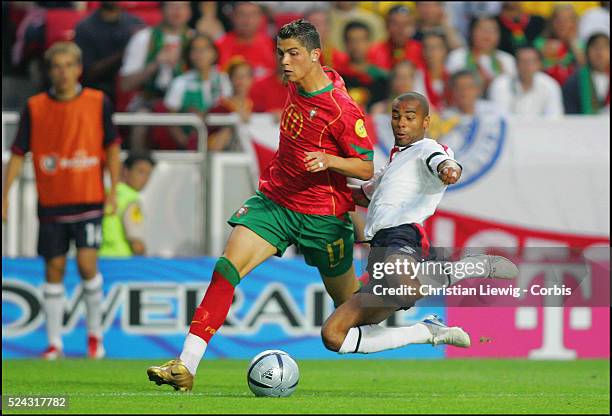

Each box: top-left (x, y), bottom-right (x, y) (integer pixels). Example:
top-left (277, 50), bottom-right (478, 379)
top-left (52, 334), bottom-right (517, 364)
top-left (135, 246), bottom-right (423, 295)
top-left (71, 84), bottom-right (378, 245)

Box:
top-left (1, 111), bottom-right (256, 257)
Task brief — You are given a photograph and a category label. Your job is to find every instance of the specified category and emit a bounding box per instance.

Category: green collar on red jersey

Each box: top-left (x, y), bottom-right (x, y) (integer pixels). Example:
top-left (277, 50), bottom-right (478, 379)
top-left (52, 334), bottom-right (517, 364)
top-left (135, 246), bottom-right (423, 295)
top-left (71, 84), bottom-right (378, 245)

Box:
top-left (298, 82), bottom-right (334, 98)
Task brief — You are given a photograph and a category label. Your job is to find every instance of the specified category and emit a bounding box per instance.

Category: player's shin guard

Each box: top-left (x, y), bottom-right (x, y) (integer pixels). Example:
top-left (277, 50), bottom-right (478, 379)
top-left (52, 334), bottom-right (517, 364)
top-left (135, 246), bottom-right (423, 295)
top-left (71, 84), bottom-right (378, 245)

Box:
top-left (43, 282), bottom-right (65, 350)
top-left (180, 257), bottom-right (240, 374)
top-left (83, 272), bottom-right (103, 339)
top-left (338, 324), bottom-right (431, 354)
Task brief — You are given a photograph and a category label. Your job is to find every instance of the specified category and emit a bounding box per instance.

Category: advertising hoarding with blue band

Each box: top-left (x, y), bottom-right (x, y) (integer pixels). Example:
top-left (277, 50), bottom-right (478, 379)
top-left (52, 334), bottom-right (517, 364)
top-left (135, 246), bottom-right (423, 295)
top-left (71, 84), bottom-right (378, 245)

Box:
top-left (2, 258), bottom-right (445, 359)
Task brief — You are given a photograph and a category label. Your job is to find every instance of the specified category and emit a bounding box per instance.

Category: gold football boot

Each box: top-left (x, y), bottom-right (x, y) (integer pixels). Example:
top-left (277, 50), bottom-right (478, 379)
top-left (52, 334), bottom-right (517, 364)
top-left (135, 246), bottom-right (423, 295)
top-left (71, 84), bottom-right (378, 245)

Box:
top-left (147, 359), bottom-right (194, 391)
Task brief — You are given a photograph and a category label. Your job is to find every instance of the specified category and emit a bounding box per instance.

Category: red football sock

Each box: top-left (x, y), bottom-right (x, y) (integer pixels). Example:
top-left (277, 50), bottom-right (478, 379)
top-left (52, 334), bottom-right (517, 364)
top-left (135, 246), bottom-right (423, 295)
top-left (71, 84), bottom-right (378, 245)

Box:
top-left (189, 257), bottom-right (240, 343)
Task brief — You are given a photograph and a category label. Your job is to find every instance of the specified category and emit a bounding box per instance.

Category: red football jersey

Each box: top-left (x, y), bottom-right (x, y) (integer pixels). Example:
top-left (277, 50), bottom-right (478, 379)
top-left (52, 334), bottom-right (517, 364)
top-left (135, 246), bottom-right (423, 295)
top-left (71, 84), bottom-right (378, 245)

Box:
top-left (367, 39), bottom-right (425, 70)
top-left (215, 32), bottom-right (277, 80)
top-left (259, 67), bottom-right (374, 216)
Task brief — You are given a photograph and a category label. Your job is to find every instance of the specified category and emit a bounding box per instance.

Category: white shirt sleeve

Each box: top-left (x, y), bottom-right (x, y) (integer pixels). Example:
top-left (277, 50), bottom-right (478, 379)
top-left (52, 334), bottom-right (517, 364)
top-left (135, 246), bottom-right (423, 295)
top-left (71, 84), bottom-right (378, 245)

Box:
top-left (544, 74), bottom-right (565, 117)
top-left (361, 166), bottom-right (386, 200)
top-left (498, 50), bottom-right (517, 76)
top-left (122, 201), bottom-right (146, 241)
top-left (423, 142), bottom-right (458, 177)
top-left (446, 48), bottom-right (466, 74)
top-left (119, 28), bottom-right (151, 77)
top-left (164, 76), bottom-right (186, 111)
top-left (219, 72), bottom-right (233, 98)
top-left (488, 75), bottom-right (512, 113)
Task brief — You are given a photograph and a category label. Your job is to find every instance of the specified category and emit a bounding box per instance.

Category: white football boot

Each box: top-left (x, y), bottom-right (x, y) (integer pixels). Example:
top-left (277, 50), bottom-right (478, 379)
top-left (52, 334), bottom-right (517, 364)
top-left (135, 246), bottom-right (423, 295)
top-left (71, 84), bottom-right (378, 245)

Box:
top-left (420, 314), bottom-right (471, 348)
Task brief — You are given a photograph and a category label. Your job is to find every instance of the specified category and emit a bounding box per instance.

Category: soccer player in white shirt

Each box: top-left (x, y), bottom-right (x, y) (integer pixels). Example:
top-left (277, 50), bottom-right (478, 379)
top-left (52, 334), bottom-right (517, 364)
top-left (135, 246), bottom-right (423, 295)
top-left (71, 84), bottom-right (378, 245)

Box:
top-left (321, 92), bottom-right (518, 355)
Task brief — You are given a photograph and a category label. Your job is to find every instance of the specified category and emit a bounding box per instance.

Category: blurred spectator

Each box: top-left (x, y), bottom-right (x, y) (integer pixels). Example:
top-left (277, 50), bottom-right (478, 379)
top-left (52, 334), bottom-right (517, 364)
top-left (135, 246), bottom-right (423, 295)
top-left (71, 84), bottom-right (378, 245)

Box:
top-left (257, 1), bottom-right (329, 14)
top-left (446, 16), bottom-right (517, 94)
top-left (433, 69), bottom-right (504, 152)
top-left (534, 4), bottom-right (585, 86)
top-left (370, 61), bottom-right (418, 115)
top-left (119, 1), bottom-right (193, 149)
top-left (336, 20), bottom-right (388, 110)
top-left (189, 1), bottom-right (226, 40)
top-left (11, 2), bottom-right (78, 96)
top-left (329, 1), bottom-right (386, 53)
top-left (446, 70), bottom-right (498, 116)
top-left (562, 32), bottom-right (610, 114)
top-left (208, 60), bottom-right (255, 151)
top-left (447, 1), bottom-right (503, 40)
top-left (304, 8), bottom-right (349, 69)
top-left (100, 151), bottom-right (156, 257)
top-left (74, 2), bottom-right (144, 105)
top-left (163, 33), bottom-right (232, 150)
top-left (119, 2), bottom-right (192, 101)
top-left (496, 2), bottom-right (546, 55)
top-left (489, 46), bottom-right (564, 117)
top-left (215, 2), bottom-right (275, 81)
top-left (414, 31), bottom-right (451, 111)
top-left (520, 2), bottom-right (601, 18)
top-left (249, 60), bottom-right (287, 118)
top-left (413, 2), bottom-right (464, 50)
top-left (367, 5), bottom-right (424, 71)
top-left (579, 1), bottom-right (610, 42)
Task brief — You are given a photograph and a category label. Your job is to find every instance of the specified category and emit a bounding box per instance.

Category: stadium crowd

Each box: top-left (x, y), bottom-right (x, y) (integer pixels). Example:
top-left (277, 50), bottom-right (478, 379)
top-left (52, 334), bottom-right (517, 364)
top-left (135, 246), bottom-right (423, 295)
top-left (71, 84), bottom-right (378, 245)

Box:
top-left (2, 1), bottom-right (610, 151)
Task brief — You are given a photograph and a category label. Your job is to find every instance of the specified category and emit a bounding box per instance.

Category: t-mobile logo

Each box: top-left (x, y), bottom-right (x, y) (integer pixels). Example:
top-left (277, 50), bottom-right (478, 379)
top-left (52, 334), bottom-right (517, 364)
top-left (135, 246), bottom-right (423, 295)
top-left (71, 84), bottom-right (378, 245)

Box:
top-left (515, 263), bottom-right (592, 359)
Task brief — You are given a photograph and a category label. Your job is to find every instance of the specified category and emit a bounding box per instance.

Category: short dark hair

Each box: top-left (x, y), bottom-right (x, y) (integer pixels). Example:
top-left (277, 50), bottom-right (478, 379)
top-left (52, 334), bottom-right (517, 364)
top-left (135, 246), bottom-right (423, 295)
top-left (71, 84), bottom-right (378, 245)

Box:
top-left (227, 59), bottom-right (253, 79)
top-left (344, 20), bottom-right (371, 42)
top-left (422, 29), bottom-right (449, 51)
top-left (387, 4), bottom-right (411, 19)
top-left (515, 45), bottom-right (543, 62)
top-left (277, 19), bottom-right (321, 51)
top-left (124, 151), bottom-right (156, 170)
top-left (184, 33), bottom-right (218, 69)
top-left (586, 32), bottom-right (610, 51)
top-left (450, 69), bottom-right (482, 89)
top-left (468, 15), bottom-right (499, 47)
top-left (586, 32), bottom-right (610, 67)
top-left (393, 92), bottom-right (430, 116)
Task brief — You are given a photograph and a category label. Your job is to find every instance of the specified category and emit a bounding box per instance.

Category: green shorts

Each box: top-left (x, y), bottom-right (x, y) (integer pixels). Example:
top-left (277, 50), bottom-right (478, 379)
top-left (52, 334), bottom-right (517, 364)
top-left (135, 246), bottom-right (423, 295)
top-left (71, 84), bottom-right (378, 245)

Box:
top-left (228, 191), bottom-right (354, 277)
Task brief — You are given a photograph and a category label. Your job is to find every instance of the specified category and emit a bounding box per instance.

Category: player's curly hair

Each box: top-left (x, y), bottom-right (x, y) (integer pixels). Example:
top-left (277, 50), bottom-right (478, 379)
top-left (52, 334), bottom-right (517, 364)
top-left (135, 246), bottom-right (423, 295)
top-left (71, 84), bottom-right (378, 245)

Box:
top-left (277, 19), bottom-right (321, 51)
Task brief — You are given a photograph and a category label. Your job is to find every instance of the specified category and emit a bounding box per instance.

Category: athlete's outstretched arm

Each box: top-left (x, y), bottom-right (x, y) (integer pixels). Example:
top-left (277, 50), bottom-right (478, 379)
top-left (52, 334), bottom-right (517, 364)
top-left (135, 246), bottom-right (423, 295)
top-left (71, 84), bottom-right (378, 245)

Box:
top-left (437, 160), bottom-right (462, 185)
top-left (304, 151), bottom-right (373, 180)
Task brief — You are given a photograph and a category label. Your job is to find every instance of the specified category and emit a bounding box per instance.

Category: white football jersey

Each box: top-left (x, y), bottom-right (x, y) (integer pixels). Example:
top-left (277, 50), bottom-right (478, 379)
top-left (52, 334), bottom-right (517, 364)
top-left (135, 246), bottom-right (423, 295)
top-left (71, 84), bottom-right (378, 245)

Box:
top-left (362, 138), bottom-right (458, 240)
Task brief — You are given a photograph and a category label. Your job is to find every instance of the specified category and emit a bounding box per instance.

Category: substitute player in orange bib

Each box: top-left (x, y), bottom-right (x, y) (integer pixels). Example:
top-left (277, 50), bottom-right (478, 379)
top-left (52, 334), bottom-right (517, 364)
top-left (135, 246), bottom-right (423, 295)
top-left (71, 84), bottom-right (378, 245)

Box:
top-left (147, 19), bottom-right (374, 391)
top-left (2, 42), bottom-right (121, 359)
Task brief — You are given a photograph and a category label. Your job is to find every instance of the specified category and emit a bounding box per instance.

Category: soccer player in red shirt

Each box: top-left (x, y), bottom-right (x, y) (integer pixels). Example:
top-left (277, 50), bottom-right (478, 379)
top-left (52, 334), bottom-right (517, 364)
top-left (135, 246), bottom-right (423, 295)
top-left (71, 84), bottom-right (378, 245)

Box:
top-left (147, 19), bottom-right (374, 392)
top-left (215, 2), bottom-right (276, 80)
top-left (367, 5), bottom-right (425, 71)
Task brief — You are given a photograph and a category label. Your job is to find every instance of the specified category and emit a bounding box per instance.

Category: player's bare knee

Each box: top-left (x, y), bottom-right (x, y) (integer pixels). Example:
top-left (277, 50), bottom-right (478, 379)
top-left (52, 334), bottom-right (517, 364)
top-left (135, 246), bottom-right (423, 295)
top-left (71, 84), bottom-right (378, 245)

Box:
top-left (45, 257), bottom-right (66, 282)
top-left (77, 263), bottom-right (97, 280)
top-left (321, 320), bottom-right (348, 352)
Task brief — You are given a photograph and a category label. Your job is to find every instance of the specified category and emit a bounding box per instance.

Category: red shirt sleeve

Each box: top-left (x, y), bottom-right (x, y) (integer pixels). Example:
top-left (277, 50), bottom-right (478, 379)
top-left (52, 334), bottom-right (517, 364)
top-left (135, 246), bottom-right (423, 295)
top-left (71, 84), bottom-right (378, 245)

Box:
top-left (329, 94), bottom-right (374, 161)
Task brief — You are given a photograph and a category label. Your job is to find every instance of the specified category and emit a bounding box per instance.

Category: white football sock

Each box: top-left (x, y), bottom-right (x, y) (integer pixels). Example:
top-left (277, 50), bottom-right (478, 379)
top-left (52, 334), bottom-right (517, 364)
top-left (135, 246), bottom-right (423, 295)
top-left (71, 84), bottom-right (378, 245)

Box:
top-left (338, 323), bottom-right (432, 354)
top-left (83, 272), bottom-right (103, 339)
top-left (43, 282), bottom-right (65, 350)
top-left (180, 332), bottom-right (208, 375)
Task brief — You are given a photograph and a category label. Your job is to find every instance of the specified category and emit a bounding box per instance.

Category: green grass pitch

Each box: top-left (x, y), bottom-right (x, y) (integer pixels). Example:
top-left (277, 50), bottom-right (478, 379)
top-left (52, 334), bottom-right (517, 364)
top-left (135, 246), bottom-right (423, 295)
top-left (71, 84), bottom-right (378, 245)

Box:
top-left (2, 359), bottom-right (609, 414)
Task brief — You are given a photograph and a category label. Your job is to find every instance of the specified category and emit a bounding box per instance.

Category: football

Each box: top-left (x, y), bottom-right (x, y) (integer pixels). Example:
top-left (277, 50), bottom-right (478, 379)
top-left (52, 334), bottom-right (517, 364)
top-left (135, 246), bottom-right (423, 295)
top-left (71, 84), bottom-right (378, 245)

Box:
top-left (246, 350), bottom-right (299, 397)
